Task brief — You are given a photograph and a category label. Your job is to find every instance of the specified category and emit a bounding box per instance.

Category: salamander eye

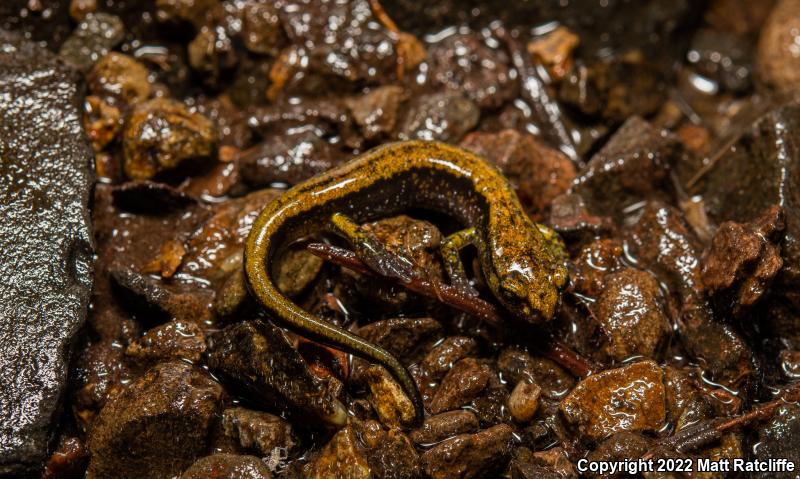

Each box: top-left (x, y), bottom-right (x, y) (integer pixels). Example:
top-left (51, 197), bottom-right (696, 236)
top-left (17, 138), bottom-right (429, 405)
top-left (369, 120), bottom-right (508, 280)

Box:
top-left (500, 278), bottom-right (526, 299)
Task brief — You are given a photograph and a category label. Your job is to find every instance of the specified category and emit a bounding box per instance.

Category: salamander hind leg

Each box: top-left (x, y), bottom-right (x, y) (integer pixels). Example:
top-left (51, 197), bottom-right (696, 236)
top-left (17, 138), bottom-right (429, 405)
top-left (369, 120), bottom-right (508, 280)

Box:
top-left (329, 212), bottom-right (415, 282)
top-left (440, 227), bottom-right (481, 297)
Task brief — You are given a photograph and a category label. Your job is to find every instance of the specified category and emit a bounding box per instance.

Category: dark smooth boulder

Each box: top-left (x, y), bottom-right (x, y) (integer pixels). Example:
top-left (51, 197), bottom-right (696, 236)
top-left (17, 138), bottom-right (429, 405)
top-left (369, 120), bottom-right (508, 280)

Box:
top-left (0, 30), bottom-right (94, 475)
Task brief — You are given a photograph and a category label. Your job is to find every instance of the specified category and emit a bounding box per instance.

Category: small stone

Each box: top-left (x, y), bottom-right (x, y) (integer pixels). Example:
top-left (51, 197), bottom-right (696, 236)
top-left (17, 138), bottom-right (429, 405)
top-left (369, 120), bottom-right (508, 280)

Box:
top-left (398, 93), bottom-right (479, 143)
top-left (358, 317), bottom-right (443, 365)
top-left (560, 360), bottom-right (666, 441)
top-left (702, 205), bottom-right (785, 315)
top-left (569, 239), bottom-right (624, 298)
top-left (363, 365), bottom-right (417, 427)
top-left (497, 348), bottom-right (574, 400)
top-left (757, 0), bottom-right (800, 96)
top-left (239, 130), bottom-right (340, 187)
top-left (527, 26), bottom-right (580, 81)
top-left (155, 0), bottom-right (218, 29)
top-left (548, 193), bottom-right (614, 242)
top-left (308, 425), bottom-right (370, 479)
top-left (88, 53), bottom-right (152, 107)
top-left (510, 447), bottom-right (577, 479)
top-left (596, 268), bottom-right (671, 360)
top-left (180, 454), bottom-right (273, 479)
top-left (59, 13), bottom-right (125, 71)
top-left (430, 358), bottom-right (491, 414)
top-left (420, 424), bottom-right (513, 479)
top-left (207, 320), bottom-right (346, 426)
top-left (125, 319), bottom-right (206, 364)
top-left (409, 410), bottom-right (480, 445)
top-left (419, 336), bottom-right (479, 381)
top-left (357, 420), bottom-right (419, 479)
top-left (188, 24), bottom-right (238, 86)
top-left (755, 404), bottom-right (800, 479)
top-left (346, 86), bottom-right (406, 140)
top-left (123, 98), bottom-right (217, 180)
top-left (427, 31), bottom-right (516, 109)
top-left (572, 116), bottom-right (682, 221)
top-left (69, 0), bottom-right (97, 21)
top-left (41, 437), bottom-right (88, 479)
top-left (585, 432), bottom-right (651, 478)
top-left (508, 380), bottom-right (541, 423)
top-left (221, 408), bottom-right (294, 457)
top-left (241, 1), bottom-right (284, 56)
top-left (86, 362), bottom-right (223, 479)
top-left (83, 95), bottom-right (122, 152)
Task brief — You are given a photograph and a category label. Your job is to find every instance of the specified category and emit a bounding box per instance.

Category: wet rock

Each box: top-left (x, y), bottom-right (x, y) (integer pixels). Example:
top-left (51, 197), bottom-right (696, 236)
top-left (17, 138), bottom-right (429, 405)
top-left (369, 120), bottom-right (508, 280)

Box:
top-left (83, 94), bottom-right (122, 153)
top-left (241, 1), bottom-right (284, 56)
top-left (69, 0), bottom-right (97, 21)
top-left (687, 29), bottom-right (753, 93)
top-left (398, 93), bottom-right (479, 143)
top-left (595, 268), bottom-right (671, 360)
top-left (420, 424), bottom-right (513, 479)
top-left (123, 98), bottom-right (217, 181)
top-left (363, 365), bottom-right (417, 427)
top-left (240, 130), bottom-right (340, 187)
top-left (705, 0), bottom-right (775, 35)
top-left (508, 380), bottom-right (541, 423)
top-left (308, 425), bottom-right (370, 479)
top-left (560, 360), bottom-right (666, 441)
top-left (358, 317), bottom-right (443, 366)
top-left (469, 372), bottom-right (511, 426)
top-left (155, 0), bottom-right (219, 29)
top-left (86, 361), bottom-right (223, 479)
top-left (362, 215), bottom-right (444, 278)
top-left (41, 437), bottom-right (88, 479)
top-left (559, 55), bottom-right (667, 123)
top-left (626, 201), bottom-right (754, 387)
top-left (703, 103), bottom-right (800, 308)
top-left (571, 116), bottom-right (681, 221)
top-left (460, 130), bottom-right (576, 219)
top-left (246, 98), bottom-right (359, 149)
top-left (409, 410), bottom-right (479, 445)
top-left (569, 239), bottom-right (624, 298)
top-left (58, 13), bottom-right (125, 71)
top-left (179, 188), bottom-right (281, 286)
top-left (757, 0), bottom-right (800, 96)
top-left (702, 205), bottom-right (785, 315)
top-left (180, 454), bottom-right (273, 479)
top-left (125, 319), bottom-right (207, 364)
top-left (510, 446), bottom-right (577, 479)
top-left (270, 0), bottom-right (421, 96)
top-left (497, 348), bottom-right (574, 400)
top-left (780, 349), bottom-right (800, 378)
top-left (207, 320), bottom-right (346, 426)
top-left (585, 432), bottom-right (651, 478)
top-left (87, 52), bottom-right (152, 107)
top-left (346, 86), bottom-right (407, 140)
top-left (188, 23), bottom-right (238, 86)
top-left (430, 358), bottom-right (491, 414)
top-left (548, 193), bottom-right (614, 243)
top-left (427, 31), bottom-right (516, 109)
top-left (527, 26), bottom-right (580, 81)
top-left (222, 408), bottom-right (294, 457)
top-left (0, 30), bottom-right (94, 475)
top-left (274, 246), bottom-right (324, 297)
top-left (755, 404), bottom-right (800, 478)
top-left (419, 336), bottom-right (479, 381)
top-left (357, 420), bottom-right (419, 479)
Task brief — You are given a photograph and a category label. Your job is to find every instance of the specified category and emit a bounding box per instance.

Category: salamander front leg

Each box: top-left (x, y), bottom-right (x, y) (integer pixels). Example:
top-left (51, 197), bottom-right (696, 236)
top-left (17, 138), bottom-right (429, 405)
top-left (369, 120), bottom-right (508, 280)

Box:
top-left (330, 212), bottom-right (415, 282)
top-left (440, 227), bottom-right (481, 297)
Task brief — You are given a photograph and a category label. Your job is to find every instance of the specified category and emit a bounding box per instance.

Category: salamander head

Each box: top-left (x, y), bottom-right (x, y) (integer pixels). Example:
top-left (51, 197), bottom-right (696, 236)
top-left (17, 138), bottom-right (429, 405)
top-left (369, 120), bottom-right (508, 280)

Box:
top-left (490, 225), bottom-right (569, 322)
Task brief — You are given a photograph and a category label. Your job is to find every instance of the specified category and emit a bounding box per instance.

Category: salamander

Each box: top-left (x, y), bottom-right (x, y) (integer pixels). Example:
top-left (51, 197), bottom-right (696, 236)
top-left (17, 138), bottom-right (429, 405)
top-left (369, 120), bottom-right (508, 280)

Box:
top-left (244, 140), bottom-right (569, 425)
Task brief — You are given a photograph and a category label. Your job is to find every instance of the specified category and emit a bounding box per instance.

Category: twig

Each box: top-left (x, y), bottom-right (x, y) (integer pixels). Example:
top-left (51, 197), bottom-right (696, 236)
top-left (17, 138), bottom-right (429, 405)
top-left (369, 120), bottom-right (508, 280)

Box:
top-left (307, 242), bottom-right (598, 378)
